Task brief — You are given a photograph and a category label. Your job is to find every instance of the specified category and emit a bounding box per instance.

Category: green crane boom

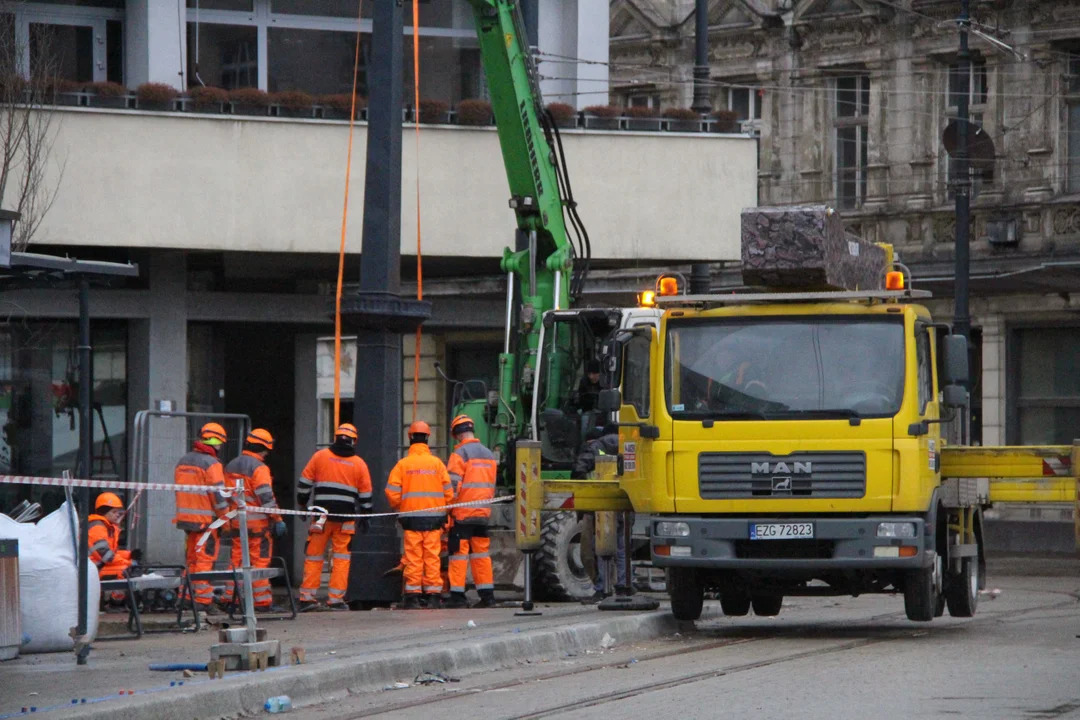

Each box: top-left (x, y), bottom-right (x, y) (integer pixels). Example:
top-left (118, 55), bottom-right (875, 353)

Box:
top-left (456, 0), bottom-right (587, 468)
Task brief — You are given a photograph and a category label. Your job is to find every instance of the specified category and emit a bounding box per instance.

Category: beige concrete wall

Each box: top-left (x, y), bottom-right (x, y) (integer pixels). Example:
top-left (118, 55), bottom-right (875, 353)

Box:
top-left (22, 109), bottom-right (756, 262)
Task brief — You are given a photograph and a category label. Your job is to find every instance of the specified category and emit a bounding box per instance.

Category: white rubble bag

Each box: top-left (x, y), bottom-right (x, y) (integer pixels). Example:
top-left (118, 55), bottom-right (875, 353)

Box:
top-left (0, 501), bottom-right (100, 653)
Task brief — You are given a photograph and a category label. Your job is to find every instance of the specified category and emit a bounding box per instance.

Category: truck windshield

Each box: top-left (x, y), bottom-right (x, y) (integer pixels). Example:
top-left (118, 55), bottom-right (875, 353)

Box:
top-left (666, 316), bottom-right (906, 420)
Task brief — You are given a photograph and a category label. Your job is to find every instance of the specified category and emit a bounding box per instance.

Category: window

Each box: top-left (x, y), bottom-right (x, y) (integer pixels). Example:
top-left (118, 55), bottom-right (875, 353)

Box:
top-left (1067, 54), bottom-right (1080, 193)
top-left (4, 2), bottom-right (124, 83)
top-left (186, 0), bottom-right (478, 102)
top-left (1013, 328), bottom-right (1080, 445)
top-left (623, 335), bottom-right (651, 419)
top-left (834, 75), bottom-right (869, 210)
top-left (665, 317), bottom-right (906, 420)
top-left (189, 23), bottom-right (258, 89)
top-left (627, 93), bottom-right (660, 108)
top-left (721, 86), bottom-right (762, 123)
top-left (946, 58), bottom-right (988, 200)
top-left (916, 328), bottom-right (933, 414)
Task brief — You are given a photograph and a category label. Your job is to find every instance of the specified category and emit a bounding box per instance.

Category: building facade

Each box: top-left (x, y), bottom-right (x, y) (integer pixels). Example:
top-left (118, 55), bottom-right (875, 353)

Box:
top-left (0, 0), bottom-right (757, 571)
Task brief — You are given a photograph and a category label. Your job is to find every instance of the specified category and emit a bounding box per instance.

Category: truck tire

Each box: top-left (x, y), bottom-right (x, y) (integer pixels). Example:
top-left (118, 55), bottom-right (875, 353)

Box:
top-left (720, 592), bottom-right (751, 617)
top-left (751, 595), bottom-right (783, 616)
top-left (904, 553), bottom-right (941, 622)
top-left (945, 557), bottom-right (979, 618)
top-left (532, 512), bottom-right (595, 601)
top-left (668, 568), bottom-right (704, 621)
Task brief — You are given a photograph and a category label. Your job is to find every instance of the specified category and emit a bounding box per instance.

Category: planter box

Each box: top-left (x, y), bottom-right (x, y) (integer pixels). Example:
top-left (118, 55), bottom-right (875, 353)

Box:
top-left (48, 92), bottom-right (84, 107)
top-left (231, 103), bottom-right (269, 116)
top-left (319, 106), bottom-right (361, 121)
top-left (625, 118), bottom-right (661, 132)
top-left (137, 99), bottom-right (176, 112)
top-left (740, 205), bottom-right (888, 291)
top-left (418, 111), bottom-right (450, 124)
top-left (276, 106), bottom-right (314, 119)
top-left (86, 95), bottom-right (130, 109)
top-left (583, 115), bottom-right (620, 130)
top-left (187, 100), bottom-right (226, 114)
top-left (666, 119), bottom-right (702, 133)
top-left (552, 117), bottom-right (577, 129)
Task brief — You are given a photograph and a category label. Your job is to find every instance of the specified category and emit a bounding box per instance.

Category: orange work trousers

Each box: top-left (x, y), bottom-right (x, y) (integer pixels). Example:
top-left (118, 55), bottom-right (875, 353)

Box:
top-left (224, 530), bottom-right (274, 608)
top-left (183, 530), bottom-right (219, 607)
top-left (403, 529), bottom-right (443, 595)
top-left (448, 533), bottom-right (493, 594)
top-left (300, 520), bottom-right (354, 605)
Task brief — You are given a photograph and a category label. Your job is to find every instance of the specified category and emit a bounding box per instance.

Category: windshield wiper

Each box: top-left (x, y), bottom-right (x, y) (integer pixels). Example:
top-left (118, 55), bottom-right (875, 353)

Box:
top-left (774, 408), bottom-right (863, 421)
top-left (710, 410), bottom-right (771, 420)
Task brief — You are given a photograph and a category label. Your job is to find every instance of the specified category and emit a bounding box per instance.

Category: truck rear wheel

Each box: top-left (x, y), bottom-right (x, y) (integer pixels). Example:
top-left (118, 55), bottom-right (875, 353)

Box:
top-left (945, 557), bottom-right (979, 618)
top-left (904, 553), bottom-right (941, 622)
top-left (667, 568), bottom-right (704, 621)
top-left (751, 595), bottom-right (783, 616)
top-left (720, 592), bottom-right (751, 617)
top-left (533, 512), bottom-right (595, 601)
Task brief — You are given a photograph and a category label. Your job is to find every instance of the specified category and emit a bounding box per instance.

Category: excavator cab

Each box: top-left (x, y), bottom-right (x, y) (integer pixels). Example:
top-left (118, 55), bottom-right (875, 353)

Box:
top-left (533, 309), bottom-right (623, 470)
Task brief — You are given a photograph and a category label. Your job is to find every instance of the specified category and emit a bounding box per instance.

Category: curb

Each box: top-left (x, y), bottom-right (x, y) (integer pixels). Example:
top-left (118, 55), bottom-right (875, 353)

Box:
top-left (49, 605), bottom-right (710, 720)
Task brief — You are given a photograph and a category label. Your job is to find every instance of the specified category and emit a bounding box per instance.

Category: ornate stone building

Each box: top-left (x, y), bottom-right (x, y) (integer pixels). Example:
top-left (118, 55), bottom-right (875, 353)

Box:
top-left (610, 0), bottom-right (1080, 458)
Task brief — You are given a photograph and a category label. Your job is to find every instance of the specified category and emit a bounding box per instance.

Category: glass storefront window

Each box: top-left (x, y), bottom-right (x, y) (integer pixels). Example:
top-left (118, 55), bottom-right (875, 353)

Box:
top-left (0, 322), bottom-right (128, 516)
top-left (268, 27), bottom-right (370, 96)
top-left (30, 23), bottom-right (94, 83)
top-left (187, 22), bottom-right (258, 89)
top-left (33, 0), bottom-right (123, 6)
top-left (270, 0), bottom-right (472, 26)
top-left (272, 0), bottom-right (360, 18)
top-left (404, 34), bottom-right (483, 105)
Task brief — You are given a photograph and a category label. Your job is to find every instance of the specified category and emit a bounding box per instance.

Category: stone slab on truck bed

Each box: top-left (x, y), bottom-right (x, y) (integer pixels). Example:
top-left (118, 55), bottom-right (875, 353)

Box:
top-left (741, 205), bottom-right (890, 291)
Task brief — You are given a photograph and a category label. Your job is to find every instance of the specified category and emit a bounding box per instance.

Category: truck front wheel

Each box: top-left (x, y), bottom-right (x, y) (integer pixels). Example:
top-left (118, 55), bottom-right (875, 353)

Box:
top-left (667, 568), bottom-right (704, 621)
top-left (904, 552), bottom-right (942, 622)
top-left (945, 557), bottom-right (979, 617)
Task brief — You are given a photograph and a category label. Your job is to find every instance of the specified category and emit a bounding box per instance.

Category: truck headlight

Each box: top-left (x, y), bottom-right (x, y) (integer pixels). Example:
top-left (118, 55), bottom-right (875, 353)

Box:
top-left (655, 521), bottom-right (690, 537)
top-left (876, 522), bottom-right (916, 538)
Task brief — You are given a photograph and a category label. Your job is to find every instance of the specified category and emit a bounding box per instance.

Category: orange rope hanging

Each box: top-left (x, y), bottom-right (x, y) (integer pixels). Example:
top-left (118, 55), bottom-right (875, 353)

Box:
top-left (411, 0), bottom-right (424, 424)
top-left (333, 0), bottom-right (365, 431)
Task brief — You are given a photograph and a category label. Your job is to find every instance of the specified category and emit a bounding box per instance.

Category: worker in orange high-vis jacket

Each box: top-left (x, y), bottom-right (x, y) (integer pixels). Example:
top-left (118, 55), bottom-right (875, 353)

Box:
top-left (444, 415), bottom-right (498, 609)
top-left (386, 421), bottom-right (454, 610)
top-left (89, 492), bottom-right (134, 577)
top-left (222, 428), bottom-right (287, 613)
top-left (173, 422), bottom-right (230, 616)
top-left (297, 423), bottom-right (373, 612)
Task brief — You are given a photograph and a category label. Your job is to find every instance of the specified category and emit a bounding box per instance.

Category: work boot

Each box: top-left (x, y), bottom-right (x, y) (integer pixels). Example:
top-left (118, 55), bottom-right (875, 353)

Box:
top-left (297, 599), bottom-right (322, 613)
top-left (472, 592), bottom-right (497, 609)
top-left (443, 592), bottom-right (469, 609)
top-left (615, 585), bottom-right (632, 597)
top-left (580, 590), bottom-right (606, 605)
top-left (401, 594), bottom-right (421, 610)
top-left (423, 594), bottom-right (442, 610)
top-left (325, 601), bottom-right (349, 611)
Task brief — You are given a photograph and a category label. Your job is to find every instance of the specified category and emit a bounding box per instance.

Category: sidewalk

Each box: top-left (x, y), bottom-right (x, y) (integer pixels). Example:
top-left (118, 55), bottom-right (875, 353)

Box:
top-left (1, 596), bottom-right (686, 720)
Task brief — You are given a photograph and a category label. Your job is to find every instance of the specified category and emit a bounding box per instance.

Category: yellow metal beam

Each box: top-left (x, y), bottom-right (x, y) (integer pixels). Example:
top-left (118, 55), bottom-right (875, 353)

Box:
top-left (941, 445), bottom-right (1073, 479)
top-left (542, 480), bottom-right (633, 512)
top-left (988, 479), bottom-right (1074, 504)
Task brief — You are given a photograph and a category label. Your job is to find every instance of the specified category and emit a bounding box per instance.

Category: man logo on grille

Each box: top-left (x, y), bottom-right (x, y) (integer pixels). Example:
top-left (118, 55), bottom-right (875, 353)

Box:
top-left (772, 476), bottom-right (793, 493)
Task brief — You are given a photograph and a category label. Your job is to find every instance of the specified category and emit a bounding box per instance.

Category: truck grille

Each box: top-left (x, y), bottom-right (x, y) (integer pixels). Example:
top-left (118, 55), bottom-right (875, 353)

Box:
top-left (734, 540), bottom-right (836, 560)
top-left (698, 452), bottom-right (867, 499)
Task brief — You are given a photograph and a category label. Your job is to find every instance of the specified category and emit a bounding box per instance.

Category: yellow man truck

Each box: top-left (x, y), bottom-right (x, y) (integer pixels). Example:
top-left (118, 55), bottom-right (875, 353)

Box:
top-left (514, 206), bottom-right (1078, 623)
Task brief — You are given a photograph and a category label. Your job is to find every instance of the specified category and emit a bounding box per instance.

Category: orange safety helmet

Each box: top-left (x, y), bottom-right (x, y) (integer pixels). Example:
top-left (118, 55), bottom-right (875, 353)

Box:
top-left (246, 428), bottom-right (274, 450)
top-left (450, 414), bottom-right (474, 436)
top-left (408, 420), bottom-right (431, 437)
top-left (336, 423), bottom-right (359, 441)
top-left (95, 492), bottom-right (124, 511)
top-left (200, 422), bottom-right (228, 445)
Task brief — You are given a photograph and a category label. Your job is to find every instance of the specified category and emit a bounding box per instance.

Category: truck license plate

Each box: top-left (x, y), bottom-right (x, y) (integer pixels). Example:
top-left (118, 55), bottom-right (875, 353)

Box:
top-left (749, 523), bottom-right (814, 540)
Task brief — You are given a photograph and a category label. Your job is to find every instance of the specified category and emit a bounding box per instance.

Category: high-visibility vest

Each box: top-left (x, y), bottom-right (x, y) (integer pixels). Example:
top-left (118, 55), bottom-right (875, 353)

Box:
top-left (173, 447), bottom-right (228, 531)
top-left (225, 450), bottom-right (281, 532)
top-left (447, 438), bottom-right (497, 524)
top-left (88, 513), bottom-right (120, 567)
top-left (386, 444), bottom-right (453, 531)
top-left (297, 447), bottom-right (372, 516)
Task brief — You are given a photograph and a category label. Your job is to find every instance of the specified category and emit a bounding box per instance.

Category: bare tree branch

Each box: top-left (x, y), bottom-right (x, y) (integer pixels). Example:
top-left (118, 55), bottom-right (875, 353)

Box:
top-left (0, 6), bottom-right (66, 251)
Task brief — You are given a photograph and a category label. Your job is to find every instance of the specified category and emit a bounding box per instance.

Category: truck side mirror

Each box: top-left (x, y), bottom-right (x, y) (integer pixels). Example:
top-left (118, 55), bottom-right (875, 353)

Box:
top-left (942, 383), bottom-right (969, 410)
top-left (942, 334), bottom-right (969, 386)
top-left (597, 388), bottom-right (622, 413)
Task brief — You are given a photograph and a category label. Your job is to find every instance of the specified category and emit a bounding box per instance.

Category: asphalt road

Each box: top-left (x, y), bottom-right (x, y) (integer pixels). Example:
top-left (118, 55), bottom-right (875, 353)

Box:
top-left (298, 572), bottom-right (1080, 720)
